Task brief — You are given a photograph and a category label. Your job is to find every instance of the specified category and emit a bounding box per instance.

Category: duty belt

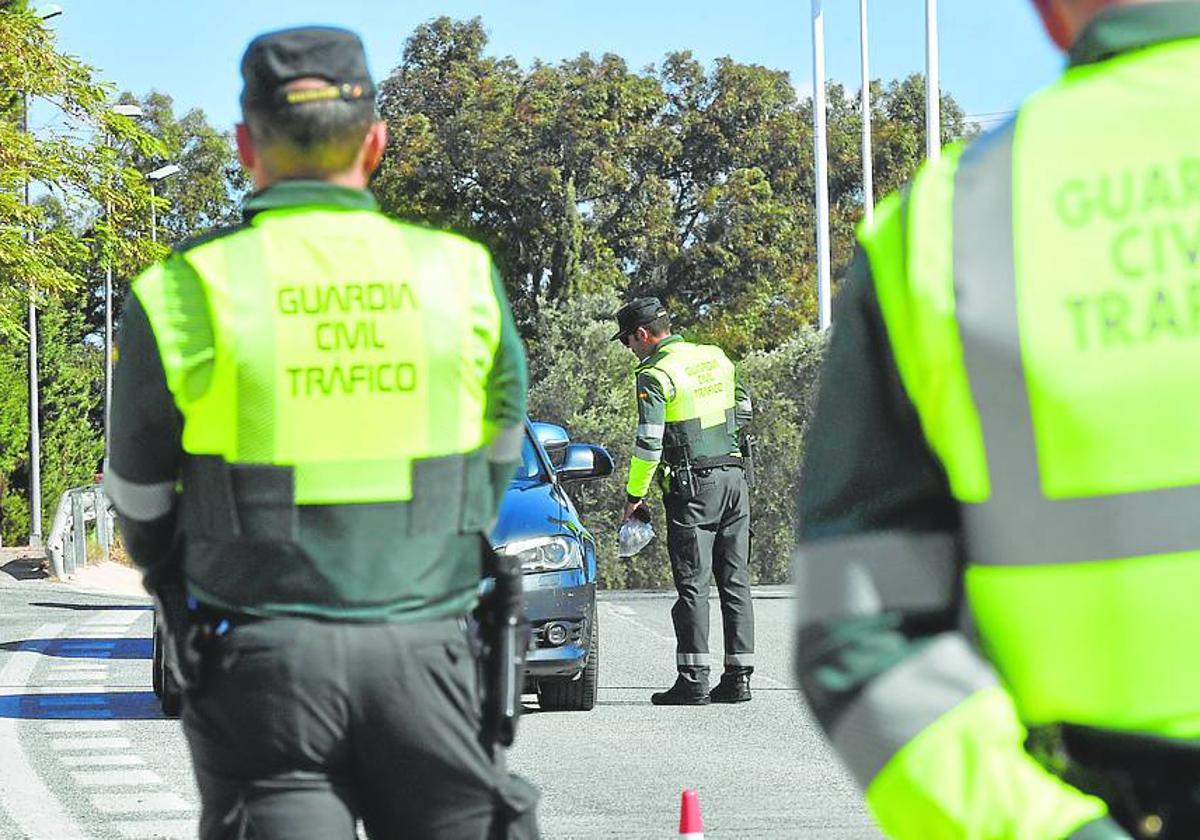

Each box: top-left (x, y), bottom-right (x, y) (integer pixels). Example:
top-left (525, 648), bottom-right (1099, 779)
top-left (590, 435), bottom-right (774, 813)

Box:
top-left (689, 455), bottom-right (743, 471)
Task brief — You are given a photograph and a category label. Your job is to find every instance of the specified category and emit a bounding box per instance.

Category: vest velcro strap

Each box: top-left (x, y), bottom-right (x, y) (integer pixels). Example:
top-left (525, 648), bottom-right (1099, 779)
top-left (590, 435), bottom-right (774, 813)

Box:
top-left (181, 455), bottom-right (242, 539)
top-left (230, 464), bottom-right (297, 541)
top-left (181, 456), bottom-right (299, 542)
top-left (408, 451), bottom-right (492, 536)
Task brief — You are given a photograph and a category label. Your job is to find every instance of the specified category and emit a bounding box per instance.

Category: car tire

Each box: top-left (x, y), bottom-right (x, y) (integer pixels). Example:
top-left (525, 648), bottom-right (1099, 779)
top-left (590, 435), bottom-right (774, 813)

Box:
top-left (151, 612), bottom-right (164, 698)
top-left (537, 615), bottom-right (599, 712)
top-left (153, 614), bottom-right (183, 719)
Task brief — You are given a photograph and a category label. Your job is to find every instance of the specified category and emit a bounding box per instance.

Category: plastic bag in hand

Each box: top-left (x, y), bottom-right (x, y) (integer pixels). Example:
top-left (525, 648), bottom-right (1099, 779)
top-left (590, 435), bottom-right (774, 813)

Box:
top-left (618, 517), bottom-right (655, 557)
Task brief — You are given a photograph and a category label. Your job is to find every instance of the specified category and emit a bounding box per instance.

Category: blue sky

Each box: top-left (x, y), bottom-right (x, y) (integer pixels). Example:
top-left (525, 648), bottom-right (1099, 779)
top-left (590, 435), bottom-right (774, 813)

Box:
top-left (36, 1), bottom-right (1065, 135)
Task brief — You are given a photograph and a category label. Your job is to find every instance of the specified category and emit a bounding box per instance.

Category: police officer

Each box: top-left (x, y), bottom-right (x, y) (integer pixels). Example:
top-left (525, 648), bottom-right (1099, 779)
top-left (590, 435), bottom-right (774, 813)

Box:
top-left (614, 298), bottom-right (755, 705)
top-left (795, 1), bottom-right (1200, 838)
top-left (105, 27), bottom-right (538, 839)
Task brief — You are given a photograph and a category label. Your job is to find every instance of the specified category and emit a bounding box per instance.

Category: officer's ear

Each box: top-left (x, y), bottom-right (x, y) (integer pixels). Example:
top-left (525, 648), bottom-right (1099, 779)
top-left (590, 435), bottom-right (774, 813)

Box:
top-left (362, 120), bottom-right (388, 177)
top-left (235, 123), bottom-right (259, 172)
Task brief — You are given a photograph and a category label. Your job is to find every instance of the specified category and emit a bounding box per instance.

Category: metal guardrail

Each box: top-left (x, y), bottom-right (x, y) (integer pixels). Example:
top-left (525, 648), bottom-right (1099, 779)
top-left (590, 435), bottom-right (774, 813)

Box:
top-left (45, 484), bottom-right (114, 579)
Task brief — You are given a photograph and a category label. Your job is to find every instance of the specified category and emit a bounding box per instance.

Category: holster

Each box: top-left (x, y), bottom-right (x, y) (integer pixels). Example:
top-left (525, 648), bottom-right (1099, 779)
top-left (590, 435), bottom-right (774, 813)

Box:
top-left (668, 462), bottom-right (698, 501)
top-left (478, 538), bottom-right (530, 749)
top-left (738, 432), bottom-right (757, 489)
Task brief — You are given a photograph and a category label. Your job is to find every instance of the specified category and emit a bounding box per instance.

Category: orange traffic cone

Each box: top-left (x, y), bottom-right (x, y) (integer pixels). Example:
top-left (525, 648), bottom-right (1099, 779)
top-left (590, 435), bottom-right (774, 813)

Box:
top-left (678, 789), bottom-right (704, 839)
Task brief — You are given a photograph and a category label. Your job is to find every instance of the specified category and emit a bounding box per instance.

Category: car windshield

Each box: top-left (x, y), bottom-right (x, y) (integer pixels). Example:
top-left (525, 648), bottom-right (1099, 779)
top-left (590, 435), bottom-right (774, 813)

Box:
top-left (512, 430), bottom-right (547, 482)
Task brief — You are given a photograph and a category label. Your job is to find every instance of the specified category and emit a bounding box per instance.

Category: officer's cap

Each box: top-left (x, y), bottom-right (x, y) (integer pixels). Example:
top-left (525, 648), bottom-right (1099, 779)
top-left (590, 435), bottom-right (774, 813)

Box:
top-left (612, 297), bottom-right (669, 341)
top-left (240, 27), bottom-right (375, 111)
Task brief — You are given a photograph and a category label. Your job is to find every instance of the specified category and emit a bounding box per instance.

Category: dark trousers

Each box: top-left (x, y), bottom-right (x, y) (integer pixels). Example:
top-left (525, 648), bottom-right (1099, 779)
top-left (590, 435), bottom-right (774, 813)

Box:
top-left (182, 615), bottom-right (539, 840)
top-left (664, 465), bottom-right (755, 684)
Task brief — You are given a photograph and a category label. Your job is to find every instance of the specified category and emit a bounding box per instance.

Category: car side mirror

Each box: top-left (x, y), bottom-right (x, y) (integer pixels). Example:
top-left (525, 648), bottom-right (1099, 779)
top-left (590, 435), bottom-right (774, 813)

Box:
top-left (532, 421), bottom-right (570, 467)
top-left (557, 444), bottom-right (614, 483)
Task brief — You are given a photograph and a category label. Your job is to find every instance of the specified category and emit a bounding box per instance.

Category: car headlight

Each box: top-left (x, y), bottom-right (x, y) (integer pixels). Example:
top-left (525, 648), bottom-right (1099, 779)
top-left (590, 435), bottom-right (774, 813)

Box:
top-left (501, 536), bottom-right (583, 573)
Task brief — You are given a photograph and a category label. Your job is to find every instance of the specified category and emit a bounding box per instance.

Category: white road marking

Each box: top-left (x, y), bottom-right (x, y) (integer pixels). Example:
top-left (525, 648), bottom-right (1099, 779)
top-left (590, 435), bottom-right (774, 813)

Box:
top-left (49, 662), bottom-right (109, 671)
top-left (112, 819), bottom-right (198, 839)
top-left (91, 792), bottom-right (192, 813)
top-left (60, 754), bottom-right (146, 767)
top-left (52, 736), bottom-right (133, 751)
top-left (44, 721), bottom-right (121, 733)
top-left (73, 769), bottom-right (162, 787)
top-left (0, 621), bottom-right (90, 840)
top-left (45, 672), bottom-right (111, 682)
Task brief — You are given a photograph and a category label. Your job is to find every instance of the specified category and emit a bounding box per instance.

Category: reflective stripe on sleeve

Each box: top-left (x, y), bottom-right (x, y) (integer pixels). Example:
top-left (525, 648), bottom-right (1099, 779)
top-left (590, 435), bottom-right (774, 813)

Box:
top-left (830, 632), bottom-right (997, 788)
top-left (487, 423), bottom-right (525, 463)
top-left (103, 465), bottom-right (176, 523)
top-left (795, 531), bottom-right (958, 624)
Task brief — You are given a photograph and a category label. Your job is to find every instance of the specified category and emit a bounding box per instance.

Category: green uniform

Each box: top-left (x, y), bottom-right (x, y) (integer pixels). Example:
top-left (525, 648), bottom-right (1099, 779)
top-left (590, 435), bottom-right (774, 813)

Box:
top-left (796, 6), bottom-right (1200, 839)
top-left (628, 335), bottom-right (755, 681)
top-left (107, 181), bottom-right (536, 838)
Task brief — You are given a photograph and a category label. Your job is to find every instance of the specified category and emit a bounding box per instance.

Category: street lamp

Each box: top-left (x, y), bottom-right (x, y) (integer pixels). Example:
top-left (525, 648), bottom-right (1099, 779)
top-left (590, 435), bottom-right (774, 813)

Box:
top-left (23, 3), bottom-right (65, 548)
top-left (103, 103), bottom-right (144, 458)
top-left (145, 163), bottom-right (182, 244)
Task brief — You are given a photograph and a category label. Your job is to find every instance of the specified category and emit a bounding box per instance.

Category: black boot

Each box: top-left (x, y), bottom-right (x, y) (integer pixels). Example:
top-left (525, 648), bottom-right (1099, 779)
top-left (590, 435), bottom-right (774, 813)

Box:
top-left (709, 671), bottom-right (751, 704)
top-left (651, 675), bottom-right (710, 706)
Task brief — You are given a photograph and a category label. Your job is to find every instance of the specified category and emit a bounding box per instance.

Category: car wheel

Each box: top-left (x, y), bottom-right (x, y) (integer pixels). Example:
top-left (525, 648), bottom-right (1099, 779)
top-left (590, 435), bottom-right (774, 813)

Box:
top-left (537, 615), bottom-right (599, 712)
top-left (151, 612), bottom-right (164, 698)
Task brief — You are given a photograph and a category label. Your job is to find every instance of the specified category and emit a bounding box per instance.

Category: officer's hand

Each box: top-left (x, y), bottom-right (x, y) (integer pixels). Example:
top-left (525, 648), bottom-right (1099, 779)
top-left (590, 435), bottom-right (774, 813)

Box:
top-left (622, 499), bottom-right (644, 522)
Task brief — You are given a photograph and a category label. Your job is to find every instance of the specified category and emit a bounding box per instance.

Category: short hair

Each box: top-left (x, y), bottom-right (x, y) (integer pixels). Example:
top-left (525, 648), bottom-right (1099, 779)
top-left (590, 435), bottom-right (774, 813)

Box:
top-left (644, 313), bottom-right (671, 337)
top-left (242, 83), bottom-right (375, 178)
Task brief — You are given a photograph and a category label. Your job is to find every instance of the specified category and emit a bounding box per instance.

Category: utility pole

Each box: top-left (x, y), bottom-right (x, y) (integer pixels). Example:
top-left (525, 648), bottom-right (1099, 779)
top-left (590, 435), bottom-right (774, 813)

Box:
top-left (811, 0), bottom-right (832, 331)
top-left (925, 0), bottom-right (942, 161)
top-left (859, 0), bottom-right (874, 225)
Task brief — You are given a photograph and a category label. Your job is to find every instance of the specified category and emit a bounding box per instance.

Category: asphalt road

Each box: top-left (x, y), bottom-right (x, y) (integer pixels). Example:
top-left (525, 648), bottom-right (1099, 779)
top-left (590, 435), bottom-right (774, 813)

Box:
top-left (0, 561), bottom-right (879, 839)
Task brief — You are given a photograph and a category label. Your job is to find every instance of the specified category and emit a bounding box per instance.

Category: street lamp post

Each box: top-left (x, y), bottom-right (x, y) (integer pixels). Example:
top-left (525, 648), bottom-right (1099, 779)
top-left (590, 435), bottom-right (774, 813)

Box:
top-left (925, 0), bottom-right (942, 161)
top-left (811, 0), bottom-right (832, 332)
top-left (103, 103), bottom-right (144, 457)
top-left (23, 4), bottom-right (64, 548)
top-left (859, 0), bottom-right (874, 225)
top-left (145, 164), bottom-right (182, 244)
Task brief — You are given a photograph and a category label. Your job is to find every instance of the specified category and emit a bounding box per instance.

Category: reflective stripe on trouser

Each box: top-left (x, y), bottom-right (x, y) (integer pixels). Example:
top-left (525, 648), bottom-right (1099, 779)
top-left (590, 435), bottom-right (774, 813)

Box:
top-left (664, 466), bottom-right (754, 678)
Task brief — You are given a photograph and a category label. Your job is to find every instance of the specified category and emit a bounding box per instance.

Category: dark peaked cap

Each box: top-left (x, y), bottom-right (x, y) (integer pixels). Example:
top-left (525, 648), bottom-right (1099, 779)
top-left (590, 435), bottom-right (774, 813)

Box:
top-left (612, 297), bottom-right (669, 341)
top-left (240, 26), bottom-right (376, 110)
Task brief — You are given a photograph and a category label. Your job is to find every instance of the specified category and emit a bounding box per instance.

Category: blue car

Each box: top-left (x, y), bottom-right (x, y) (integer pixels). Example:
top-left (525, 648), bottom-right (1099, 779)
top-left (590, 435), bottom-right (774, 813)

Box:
top-left (490, 421), bottom-right (613, 712)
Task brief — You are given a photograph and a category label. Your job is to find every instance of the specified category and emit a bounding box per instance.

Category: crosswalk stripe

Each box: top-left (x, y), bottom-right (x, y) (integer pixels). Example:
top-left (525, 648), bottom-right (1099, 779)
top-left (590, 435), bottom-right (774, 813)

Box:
top-left (73, 769), bottom-right (162, 787)
top-left (44, 721), bottom-right (121, 733)
top-left (90, 793), bottom-right (191, 813)
top-left (111, 819), bottom-right (198, 839)
top-left (60, 754), bottom-right (146, 767)
top-left (52, 737), bottom-right (132, 751)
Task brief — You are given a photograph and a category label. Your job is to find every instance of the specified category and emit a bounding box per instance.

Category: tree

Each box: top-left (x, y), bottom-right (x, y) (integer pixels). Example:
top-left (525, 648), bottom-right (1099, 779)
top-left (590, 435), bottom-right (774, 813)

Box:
top-left (375, 17), bottom-right (981, 585)
top-left (0, 5), bottom-right (163, 336)
top-left (0, 7), bottom-right (243, 542)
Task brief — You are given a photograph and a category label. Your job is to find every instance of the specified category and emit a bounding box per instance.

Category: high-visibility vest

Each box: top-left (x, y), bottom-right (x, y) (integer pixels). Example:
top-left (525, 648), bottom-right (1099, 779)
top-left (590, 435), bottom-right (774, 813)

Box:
top-left (639, 340), bottom-right (739, 466)
top-left (864, 36), bottom-right (1200, 740)
top-left (133, 205), bottom-right (504, 581)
